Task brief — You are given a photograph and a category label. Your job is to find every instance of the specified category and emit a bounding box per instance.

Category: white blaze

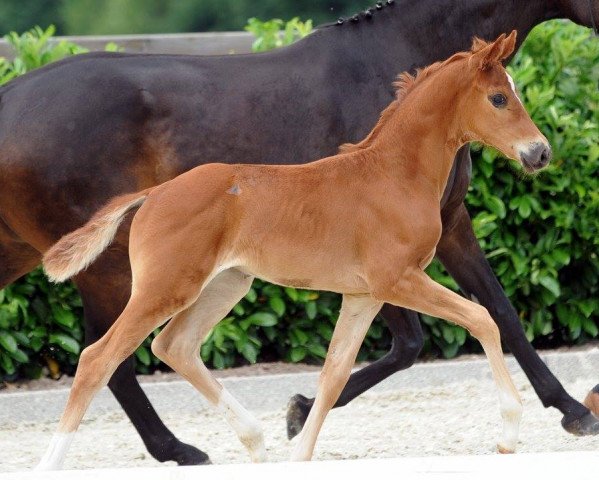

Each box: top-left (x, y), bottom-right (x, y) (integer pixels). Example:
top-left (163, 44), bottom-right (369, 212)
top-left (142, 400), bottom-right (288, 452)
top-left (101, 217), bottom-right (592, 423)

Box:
top-left (506, 72), bottom-right (523, 105)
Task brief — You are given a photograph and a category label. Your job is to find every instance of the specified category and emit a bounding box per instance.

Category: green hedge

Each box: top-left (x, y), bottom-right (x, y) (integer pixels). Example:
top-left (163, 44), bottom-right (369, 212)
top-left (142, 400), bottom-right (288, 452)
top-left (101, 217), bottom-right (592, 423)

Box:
top-left (467, 21), bottom-right (598, 349)
top-left (0, 21), bottom-right (597, 380)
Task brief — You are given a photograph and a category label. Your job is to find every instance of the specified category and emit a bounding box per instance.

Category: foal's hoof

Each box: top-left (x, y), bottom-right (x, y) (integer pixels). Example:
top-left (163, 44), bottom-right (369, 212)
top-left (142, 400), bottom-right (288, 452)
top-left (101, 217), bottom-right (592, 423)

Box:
top-left (561, 410), bottom-right (599, 437)
top-left (286, 394), bottom-right (312, 440)
top-left (497, 444), bottom-right (516, 454)
top-left (583, 384), bottom-right (599, 417)
top-left (168, 441), bottom-right (211, 466)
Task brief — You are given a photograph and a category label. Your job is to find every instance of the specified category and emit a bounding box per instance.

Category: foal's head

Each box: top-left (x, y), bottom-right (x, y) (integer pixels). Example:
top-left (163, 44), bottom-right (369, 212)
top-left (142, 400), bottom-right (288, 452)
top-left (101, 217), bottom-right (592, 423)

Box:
top-left (465, 31), bottom-right (551, 172)
top-left (400, 31), bottom-right (551, 172)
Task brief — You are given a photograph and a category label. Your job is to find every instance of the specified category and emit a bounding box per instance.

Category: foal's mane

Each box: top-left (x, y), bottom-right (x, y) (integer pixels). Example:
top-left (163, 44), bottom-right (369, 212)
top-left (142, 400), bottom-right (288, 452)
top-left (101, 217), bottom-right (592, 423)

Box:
top-left (339, 38), bottom-right (492, 154)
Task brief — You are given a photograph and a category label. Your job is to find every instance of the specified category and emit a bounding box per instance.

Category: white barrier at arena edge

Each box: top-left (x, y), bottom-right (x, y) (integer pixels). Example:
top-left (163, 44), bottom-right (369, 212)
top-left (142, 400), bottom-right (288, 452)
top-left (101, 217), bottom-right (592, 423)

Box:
top-left (2, 451), bottom-right (597, 480)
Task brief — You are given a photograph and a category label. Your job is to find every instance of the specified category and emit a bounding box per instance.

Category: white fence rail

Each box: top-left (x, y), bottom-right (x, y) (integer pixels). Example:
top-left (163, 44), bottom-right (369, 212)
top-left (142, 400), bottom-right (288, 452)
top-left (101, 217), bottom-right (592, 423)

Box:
top-left (0, 31), bottom-right (254, 59)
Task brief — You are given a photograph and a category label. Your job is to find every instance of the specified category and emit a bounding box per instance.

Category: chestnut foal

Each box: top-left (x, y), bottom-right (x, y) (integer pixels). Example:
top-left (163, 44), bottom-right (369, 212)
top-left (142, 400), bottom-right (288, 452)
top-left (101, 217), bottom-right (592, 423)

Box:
top-left (39, 31), bottom-right (550, 468)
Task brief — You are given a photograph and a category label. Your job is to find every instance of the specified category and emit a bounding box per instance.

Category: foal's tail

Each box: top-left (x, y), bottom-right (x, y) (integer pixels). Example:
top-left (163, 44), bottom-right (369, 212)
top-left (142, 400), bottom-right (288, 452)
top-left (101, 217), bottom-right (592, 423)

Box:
top-left (43, 189), bottom-right (153, 282)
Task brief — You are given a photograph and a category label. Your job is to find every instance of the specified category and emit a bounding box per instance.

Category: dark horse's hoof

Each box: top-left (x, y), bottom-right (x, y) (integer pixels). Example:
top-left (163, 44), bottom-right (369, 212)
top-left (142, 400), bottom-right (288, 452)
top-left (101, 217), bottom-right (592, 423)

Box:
top-left (561, 410), bottom-right (599, 437)
top-left (155, 437), bottom-right (211, 466)
top-left (286, 394), bottom-right (312, 440)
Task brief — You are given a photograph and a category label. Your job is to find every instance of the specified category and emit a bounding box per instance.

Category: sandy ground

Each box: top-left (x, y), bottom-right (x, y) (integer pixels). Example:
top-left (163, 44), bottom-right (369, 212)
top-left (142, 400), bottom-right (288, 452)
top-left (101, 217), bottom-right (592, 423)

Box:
top-left (1, 372), bottom-right (597, 473)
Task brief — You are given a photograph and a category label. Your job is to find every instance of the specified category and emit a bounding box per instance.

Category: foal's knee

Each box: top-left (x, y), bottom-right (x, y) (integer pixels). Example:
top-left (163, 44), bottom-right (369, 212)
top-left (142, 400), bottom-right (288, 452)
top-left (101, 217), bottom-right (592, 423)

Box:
top-left (466, 306), bottom-right (500, 344)
top-left (74, 344), bottom-right (115, 390)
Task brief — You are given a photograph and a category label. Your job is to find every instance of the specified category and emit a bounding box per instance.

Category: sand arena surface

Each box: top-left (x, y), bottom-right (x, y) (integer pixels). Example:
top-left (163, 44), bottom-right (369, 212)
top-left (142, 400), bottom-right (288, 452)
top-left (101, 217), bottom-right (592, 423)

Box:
top-left (1, 371), bottom-right (596, 472)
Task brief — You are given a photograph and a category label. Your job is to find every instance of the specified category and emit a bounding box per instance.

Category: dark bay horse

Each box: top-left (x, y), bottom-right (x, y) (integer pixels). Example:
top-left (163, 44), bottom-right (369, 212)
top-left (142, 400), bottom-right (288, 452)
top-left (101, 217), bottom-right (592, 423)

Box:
top-left (38, 33), bottom-right (547, 467)
top-left (0, 0), bottom-right (597, 465)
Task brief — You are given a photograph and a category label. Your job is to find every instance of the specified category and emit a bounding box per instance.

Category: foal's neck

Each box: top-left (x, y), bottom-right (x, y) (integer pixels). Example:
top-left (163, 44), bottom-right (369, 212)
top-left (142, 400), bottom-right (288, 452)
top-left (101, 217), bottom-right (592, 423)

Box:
top-left (365, 77), bottom-right (468, 198)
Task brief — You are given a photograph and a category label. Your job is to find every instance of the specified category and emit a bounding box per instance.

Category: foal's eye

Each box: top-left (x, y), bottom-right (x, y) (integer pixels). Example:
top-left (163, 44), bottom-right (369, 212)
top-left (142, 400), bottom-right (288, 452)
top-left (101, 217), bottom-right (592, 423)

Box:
top-left (489, 93), bottom-right (507, 108)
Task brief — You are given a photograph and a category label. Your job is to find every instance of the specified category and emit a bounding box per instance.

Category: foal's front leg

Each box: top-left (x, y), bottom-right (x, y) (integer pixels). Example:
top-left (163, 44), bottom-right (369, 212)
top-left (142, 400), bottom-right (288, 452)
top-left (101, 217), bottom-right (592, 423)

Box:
top-left (286, 306), bottom-right (423, 439)
top-left (371, 268), bottom-right (522, 453)
top-left (291, 294), bottom-right (383, 461)
top-left (437, 203), bottom-right (599, 435)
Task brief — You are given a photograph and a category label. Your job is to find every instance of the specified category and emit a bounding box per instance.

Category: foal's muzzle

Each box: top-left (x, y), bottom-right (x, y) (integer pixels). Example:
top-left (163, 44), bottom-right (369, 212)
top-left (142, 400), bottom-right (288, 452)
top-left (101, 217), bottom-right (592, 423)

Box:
top-left (519, 142), bottom-right (552, 172)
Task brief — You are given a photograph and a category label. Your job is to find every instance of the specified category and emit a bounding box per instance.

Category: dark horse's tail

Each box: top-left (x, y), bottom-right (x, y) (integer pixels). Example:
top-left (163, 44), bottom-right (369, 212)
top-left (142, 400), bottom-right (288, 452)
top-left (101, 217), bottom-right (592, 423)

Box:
top-left (43, 189), bottom-right (153, 282)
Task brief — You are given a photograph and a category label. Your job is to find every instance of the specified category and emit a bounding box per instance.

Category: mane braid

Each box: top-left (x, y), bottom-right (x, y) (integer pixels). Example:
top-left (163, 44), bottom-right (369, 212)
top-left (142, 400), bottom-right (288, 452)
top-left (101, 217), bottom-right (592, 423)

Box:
top-left (316, 0), bottom-right (398, 29)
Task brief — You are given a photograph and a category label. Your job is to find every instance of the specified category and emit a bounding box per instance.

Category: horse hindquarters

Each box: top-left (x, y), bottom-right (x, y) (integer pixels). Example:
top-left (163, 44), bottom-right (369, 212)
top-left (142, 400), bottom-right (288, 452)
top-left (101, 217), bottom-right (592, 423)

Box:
top-left (74, 242), bottom-right (211, 465)
top-left (38, 223), bottom-right (222, 469)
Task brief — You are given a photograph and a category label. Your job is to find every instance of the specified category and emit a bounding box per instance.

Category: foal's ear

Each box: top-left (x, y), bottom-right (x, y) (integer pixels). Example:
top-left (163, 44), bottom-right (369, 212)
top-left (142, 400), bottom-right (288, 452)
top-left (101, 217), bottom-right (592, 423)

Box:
top-left (499, 30), bottom-right (517, 61)
top-left (469, 31), bottom-right (517, 70)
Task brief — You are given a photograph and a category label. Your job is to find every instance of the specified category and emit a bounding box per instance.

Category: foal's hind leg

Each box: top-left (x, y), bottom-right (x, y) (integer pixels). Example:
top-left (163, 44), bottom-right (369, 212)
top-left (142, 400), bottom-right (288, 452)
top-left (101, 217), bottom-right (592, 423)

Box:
top-left (36, 287), bottom-right (199, 470)
top-left (372, 268), bottom-right (522, 453)
top-left (291, 294), bottom-right (383, 461)
top-left (151, 268), bottom-right (267, 463)
top-left (77, 267), bottom-right (210, 465)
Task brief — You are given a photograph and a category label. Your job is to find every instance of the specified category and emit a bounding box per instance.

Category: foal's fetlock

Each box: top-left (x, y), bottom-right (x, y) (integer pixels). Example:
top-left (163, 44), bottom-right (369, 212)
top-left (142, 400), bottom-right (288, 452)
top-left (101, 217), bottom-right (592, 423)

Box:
top-left (497, 393), bottom-right (522, 453)
top-left (239, 421), bottom-right (267, 462)
top-left (218, 391), bottom-right (267, 462)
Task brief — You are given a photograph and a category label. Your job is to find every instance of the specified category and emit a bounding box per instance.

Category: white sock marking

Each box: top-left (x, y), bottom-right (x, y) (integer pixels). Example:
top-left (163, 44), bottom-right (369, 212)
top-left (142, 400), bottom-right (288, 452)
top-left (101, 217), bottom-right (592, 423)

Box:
top-left (35, 432), bottom-right (74, 471)
top-left (497, 388), bottom-right (522, 452)
top-left (217, 389), bottom-right (267, 462)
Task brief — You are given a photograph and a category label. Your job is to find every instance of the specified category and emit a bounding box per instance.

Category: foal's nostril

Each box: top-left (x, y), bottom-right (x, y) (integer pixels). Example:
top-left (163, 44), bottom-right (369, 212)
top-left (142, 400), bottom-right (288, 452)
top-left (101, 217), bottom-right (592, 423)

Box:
top-left (520, 142), bottom-right (551, 171)
top-left (540, 146), bottom-right (552, 166)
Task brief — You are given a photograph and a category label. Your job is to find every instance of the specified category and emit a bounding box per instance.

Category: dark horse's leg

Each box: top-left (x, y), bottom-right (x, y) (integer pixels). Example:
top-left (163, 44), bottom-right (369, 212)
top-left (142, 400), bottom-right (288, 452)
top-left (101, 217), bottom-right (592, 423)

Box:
top-left (435, 203), bottom-right (599, 436)
top-left (0, 224), bottom-right (41, 290)
top-left (74, 241), bottom-right (211, 465)
top-left (286, 305), bottom-right (423, 439)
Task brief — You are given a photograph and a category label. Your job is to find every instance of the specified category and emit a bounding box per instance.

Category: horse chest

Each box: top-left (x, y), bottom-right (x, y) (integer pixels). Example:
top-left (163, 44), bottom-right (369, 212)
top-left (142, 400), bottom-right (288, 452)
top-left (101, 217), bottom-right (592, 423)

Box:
top-left (387, 205), bottom-right (442, 269)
